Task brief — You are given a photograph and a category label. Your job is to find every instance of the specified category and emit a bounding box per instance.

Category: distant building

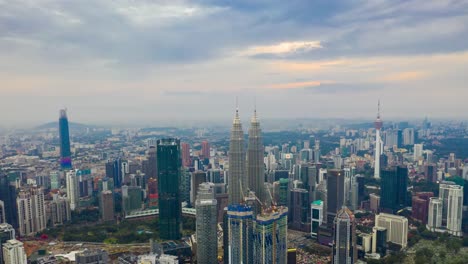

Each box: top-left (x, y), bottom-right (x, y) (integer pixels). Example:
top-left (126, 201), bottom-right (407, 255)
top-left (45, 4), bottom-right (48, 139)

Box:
top-left (2, 239), bottom-right (27, 264)
top-left (181, 142), bottom-right (191, 168)
top-left (157, 138), bottom-right (182, 240)
top-left (0, 174), bottom-right (18, 228)
top-left (201, 140), bottom-right (210, 159)
top-left (370, 193), bottom-right (380, 212)
top-left (380, 166), bottom-right (408, 213)
top-left (374, 213), bottom-right (408, 249)
top-left (66, 170), bottom-right (79, 211)
top-left (332, 206), bottom-right (357, 264)
top-left (411, 192), bottom-right (433, 224)
top-left (75, 249), bottom-right (109, 264)
top-left (0, 224), bottom-right (15, 264)
top-left (327, 169), bottom-right (345, 224)
top-left (289, 188), bottom-right (310, 232)
top-left (228, 108), bottom-right (246, 205)
top-left (122, 185), bottom-right (142, 215)
top-left (247, 110), bottom-right (266, 208)
top-left (413, 144), bottom-right (423, 162)
top-left (427, 182), bottom-right (463, 237)
top-left (47, 193), bottom-right (71, 227)
top-left (191, 171), bottom-right (206, 205)
top-left (100, 190), bottom-right (114, 222)
top-left (17, 186), bottom-right (46, 237)
top-left (311, 200), bottom-right (324, 239)
top-left (59, 109), bottom-right (72, 170)
top-left (372, 226), bottom-right (387, 257)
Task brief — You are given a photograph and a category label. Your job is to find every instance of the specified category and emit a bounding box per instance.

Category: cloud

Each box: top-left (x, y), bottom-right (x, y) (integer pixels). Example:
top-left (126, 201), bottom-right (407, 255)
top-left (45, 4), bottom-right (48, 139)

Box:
top-left (380, 71), bottom-right (428, 82)
top-left (241, 41), bottom-right (322, 57)
top-left (266, 80), bottom-right (332, 89)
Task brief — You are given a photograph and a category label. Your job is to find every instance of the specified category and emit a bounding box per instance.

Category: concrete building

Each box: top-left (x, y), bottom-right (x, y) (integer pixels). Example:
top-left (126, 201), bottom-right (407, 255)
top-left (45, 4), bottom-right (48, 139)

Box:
top-left (66, 170), bottom-right (79, 211)
top-left (100, 190), bottom-right (114, 222)
top-left (428, 182), bottom-right (464, 237)
top-left (228, 108), bottom-right (246, 205)
top-left (247, 109), bottom-right (266, 210)
top-left (47, 193), bottom-right (71, 227)
top-left (17, 186), bottom-right (46, 237)
top-left (195, 183), bottom-right (218, 264)
top-left (332, 206), bottom-right (357, 264)
top-left (374, 213), bottom-right (408, 249)
top-left (311, 200), bottom-right (324, 239)
top-left (75, 249), bottom-right (109, 264)
top-left (227, 204), bottom-right (254, 264)
top-left (2, 239), bottom-right (26, 264)
top-left (0, 224), bottom-right (15, 264)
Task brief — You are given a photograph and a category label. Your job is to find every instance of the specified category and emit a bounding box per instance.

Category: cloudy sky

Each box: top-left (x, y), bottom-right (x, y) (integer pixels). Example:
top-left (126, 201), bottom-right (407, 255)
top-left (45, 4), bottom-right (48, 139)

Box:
top-left (1, 0), bottom-right (468, 127)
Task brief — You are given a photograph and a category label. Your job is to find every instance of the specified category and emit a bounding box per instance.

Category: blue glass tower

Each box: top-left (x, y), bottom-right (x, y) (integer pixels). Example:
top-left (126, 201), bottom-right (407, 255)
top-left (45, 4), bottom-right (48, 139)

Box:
top-left (59, 109), bottom-right (72, 170)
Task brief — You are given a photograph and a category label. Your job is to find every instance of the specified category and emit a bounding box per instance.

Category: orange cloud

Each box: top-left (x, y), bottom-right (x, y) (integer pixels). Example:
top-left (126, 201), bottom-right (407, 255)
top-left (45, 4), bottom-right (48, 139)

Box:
top-left (380, 71), bottom-right (428, 82)
top-left (241, 41), bottom-right (322, 56)
top-left (267, 80), bottom-right (334, 89)
top-left (271, 59), bottom-right (349, 72)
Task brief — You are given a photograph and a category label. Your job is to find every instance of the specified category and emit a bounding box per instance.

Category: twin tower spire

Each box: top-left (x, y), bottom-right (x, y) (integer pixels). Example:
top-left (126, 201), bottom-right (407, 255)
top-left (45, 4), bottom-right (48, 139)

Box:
top-left (228, 106), bottom-right (265, 206)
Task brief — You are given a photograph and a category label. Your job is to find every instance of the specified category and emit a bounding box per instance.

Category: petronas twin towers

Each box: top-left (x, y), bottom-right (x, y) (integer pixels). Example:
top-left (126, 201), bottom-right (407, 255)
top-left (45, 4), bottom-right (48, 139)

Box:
top-left (228, 108), bottom-right (265, 205)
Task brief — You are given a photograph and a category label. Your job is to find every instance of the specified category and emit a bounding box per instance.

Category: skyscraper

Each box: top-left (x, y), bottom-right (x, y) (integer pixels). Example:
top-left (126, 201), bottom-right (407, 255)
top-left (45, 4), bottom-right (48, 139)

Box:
top-left (201, 140), bottom-right (210, 159)
top-left (228, 108), bottom-right (246, 205)
top-left (157, 138), bottom-right (182, 240)
top-left (0, 223), bottom-right (15, 264)
top-left (439, 181), bottom-right (463, 237)
top-left (332, 206), bottom-right (357, 264)
top-left (100, 190), bottom-right (114, 222)
top-left (380, 166), bottom-right (408, 213)
top-left (181, 142), bottom-right (191, 167)
top-left (327, 169), bottom-right (345, 224)
top-left (17, 187), bottom-right (46, 237)
top-left (374, 101), bottom-right (383, 179)
top-left (59, 109), bottom-right (72, 170)
top-left (0, 174), bottom-right (18, 228)
top-left (66, 170), bottom-right (79, 211)
top-left (227, 204), bottom-right (253, 264)
top-left (247, 109), bottom-right (265, 206)
top-left (195, 183), bottom-right (218, 264)
top-left (2, 239), bottom-right (27, 264)
top-left (253, 207), bottom-right (288, 264)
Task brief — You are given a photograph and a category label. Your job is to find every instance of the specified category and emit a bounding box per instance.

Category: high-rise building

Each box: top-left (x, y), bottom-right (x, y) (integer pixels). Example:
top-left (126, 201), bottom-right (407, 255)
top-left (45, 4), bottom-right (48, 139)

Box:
top-left (143, 146), bottom-right (158, 180)
top-left (437, 181), bottom-right (463, 236)
top-left (66, 170), bottom-right (79, 211)
top-left (59, 109), bottom-right (72, 170)
top-left (191, 171), bottom-right (207, 205)
top-left (332, 206), bottom-right (357, 264)
top-left (427, 197), bottom-right (443, 232)
top-left (374, 213), bottom-right (408, 249)
top-left (0, 174), bottom-right (18, 228)
top-left (50, 171), bottom-right (60, 189)
top-left (411, 192), bottom-right (433, 224)
top-left (47, 193), bottom-right (71, 227)
top-left (289, 188), bottom-right (310, 232)
top-left (403, 128), bottom-right (415, 146)
top-left (157, 138), bottom-right (182, 240)
top-left (327, 169), bottom-right (345, 224)
top-left (0, 223), bottom-right (15, 264)
top-left (122, 185), bottom-right (142, 215)
top-left (147, 177), bottom-right (158, 209)
top-left (227, 204), bottom-right (253, 264)
top-left (2, 239), bottom-right (27, 264)
top-left (0, 201), bottom-right (4, 224)
top-left (374, 101), bottom-right (383, 179)
top-left (181, 142), bottom-right (191, 167)
top-left (253, 207), bottom-right (288, 264)
top-left (201, 140), bottom-right (210, 159)
top-left (17, 187), bottom-right (46, 237)
top-left (100, 190), bottom-right (114, 222)
top-left (413, 144), bottom-right (423, 162)
top-left (278, 178), bottom-right (288, 206)
top-left (195, 183), bottom-right (218, 264)
top-left (372, 226), bottom-right (387, 257)
top-left (380, 166), bottom-right (408, 213)
top-left (105, 158), bottom-right (126, 189)
top-left (247, 109), bottom-right (265, 210)
top-left (228, 108), bottom-right (246, 205)
top-left (311, 200), bottom-right (324, 239)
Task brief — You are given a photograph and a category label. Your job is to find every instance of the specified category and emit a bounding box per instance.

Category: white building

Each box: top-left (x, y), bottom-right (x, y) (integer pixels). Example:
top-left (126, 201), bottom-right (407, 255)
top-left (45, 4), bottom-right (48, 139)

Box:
top-left (2, 239), bottom-right (27, 264)
top-left (311, 200), bottom-right (324, 238)
top-left (17, 187), bottom-right (46, 237)
top-left (374, 213), bottom-right (408, 249)
top-left (440, 182), bottom-right (463, 237)
top-left (427, 197), bottom-right (443, 232)
top-left (66, 170), bottom-right (79, 211)
top-left (403, 128), bottom-right (414, 146)
top-left (159, 255), bottom-right (178, 264)
top-left (413, 144), bottom-right (423, 162)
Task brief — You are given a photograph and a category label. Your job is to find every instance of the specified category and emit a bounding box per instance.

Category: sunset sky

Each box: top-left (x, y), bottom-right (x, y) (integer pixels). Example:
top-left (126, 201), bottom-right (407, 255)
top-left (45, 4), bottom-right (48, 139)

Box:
top-left (1, 0), bottom-right (467, 126)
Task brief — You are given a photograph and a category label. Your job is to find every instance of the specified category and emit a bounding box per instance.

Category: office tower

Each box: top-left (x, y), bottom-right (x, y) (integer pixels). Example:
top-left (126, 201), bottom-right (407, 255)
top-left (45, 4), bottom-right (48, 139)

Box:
top-left (311, 200), bottom-right (324, 239)
top-left (413, 144), bottom-right (423, 161)
top-left (227, 204), bottom-right (253, 264)
top-left (201, 140), bottom-right (210, 159)
top-left (47, 193), bottom-right (71, 227)
top-left (0, 201), bottom-right (4, 224)
top-left (327, 169), bottom-right (345, 224)
top-left (0, 174), bottom-right (17, 228)
top-left (411, 192), bottom-right (433, 224)
top-left (0, 224), bottom-right (15, 264)
top-left (181, 142), bottom-right (191, 167)
top-left (374, 213), bottom-right (408, 249)
top-left (374, 101), bottom-right (383, 179)
top-left (299, 164), bottom-right (317, 206)
top-left (380, 166), bottom-right (408, 213)
top-left (59, 109), bottom-right (72, 170)
top-left (50, 171), bottom-right (60, 189)
top-left (332, 206), bottom-right (357, 264)
top-left (253, 206), bottom-right (288, 264)
top-left (191, 171), bottom-right (206, 204)
top-left (278, 178), bottom-right (288, 206)
top-left (289, 188), bottom-right (310, 232)
top-left (17, 187), bottom-right (46, 237)
top-left (66, 170), bottom-right (79, 211)
top-left (403, 128), bottom-right (415, 146)
top-left (147, 177), bottom-right (158, 209)
top-left (349, 180), bottom-right (359, 211)
top-left (2, 239), bottom-right (27, 264)
top-left (122, 185), bottom-right (142, 214)
top-left (247, 109), bottom-right (265, 209)
top-left (439, 181), bottom-right (463, 236)
top-left (423, 164), bottom-right (437, 183)
top-left (195, 183), bottom-right (218, 264)
top-left (427, 197), bottom-right (443, 231)
top-left (143, 146), bottom-right (157, 180)
top-left (228, 108), bottom-right (246, 205)
top-left (105, 158), bottom-right (127, 189)
top-left (372, 226), bottom-right (387, 257)
top-left (313, 139), bottom-right (321, 163)
top-left (157, 138), bottom-right (182, 240)
top-left (75, 249), bottom-right (109, 264)
top-left (370, 193), bottom-right (380, 212)
top-left (100, 190), bottom-right (114, 222)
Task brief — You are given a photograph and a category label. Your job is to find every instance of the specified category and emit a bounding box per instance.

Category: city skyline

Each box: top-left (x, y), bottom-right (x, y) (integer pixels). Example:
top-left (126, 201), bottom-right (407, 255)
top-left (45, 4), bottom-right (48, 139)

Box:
top-left (1, 0), bottom-right (468, 126)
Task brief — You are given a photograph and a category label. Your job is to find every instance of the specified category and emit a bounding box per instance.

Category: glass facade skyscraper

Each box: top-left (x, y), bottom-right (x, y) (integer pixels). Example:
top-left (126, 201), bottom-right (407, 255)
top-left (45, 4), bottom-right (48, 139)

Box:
top-left (157, 138), bottom-right (182, 240)
top-left (59, 109), bottom-right (72, 170)
top-left (380, 166), bottom-right (408, 213)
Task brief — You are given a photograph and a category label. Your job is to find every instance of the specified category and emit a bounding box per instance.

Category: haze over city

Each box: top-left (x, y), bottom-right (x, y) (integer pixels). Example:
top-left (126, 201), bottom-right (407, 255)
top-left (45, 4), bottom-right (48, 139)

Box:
top-left (1, 0), bottom-right (468, 127)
